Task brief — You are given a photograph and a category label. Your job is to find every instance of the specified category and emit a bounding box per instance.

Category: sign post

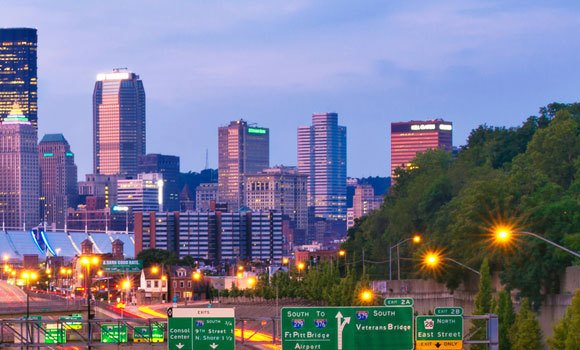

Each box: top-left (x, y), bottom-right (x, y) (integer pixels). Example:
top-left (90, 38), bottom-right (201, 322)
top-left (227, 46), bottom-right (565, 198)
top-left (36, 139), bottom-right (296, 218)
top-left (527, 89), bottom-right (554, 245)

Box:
top-left (134, 324), bottom-right (165, 343)
top-left (281, 305), bottom-right (414, 350)
top-left (167, 308), bottom-right (235, 350)
top-left (416, 315), bottom-right (463, 350)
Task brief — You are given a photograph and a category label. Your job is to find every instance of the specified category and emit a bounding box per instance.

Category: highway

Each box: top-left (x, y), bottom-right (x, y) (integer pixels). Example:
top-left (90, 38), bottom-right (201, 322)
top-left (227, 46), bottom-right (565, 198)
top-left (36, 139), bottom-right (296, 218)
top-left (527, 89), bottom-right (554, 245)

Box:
top-left (0, 280), bottom-right (27, 303)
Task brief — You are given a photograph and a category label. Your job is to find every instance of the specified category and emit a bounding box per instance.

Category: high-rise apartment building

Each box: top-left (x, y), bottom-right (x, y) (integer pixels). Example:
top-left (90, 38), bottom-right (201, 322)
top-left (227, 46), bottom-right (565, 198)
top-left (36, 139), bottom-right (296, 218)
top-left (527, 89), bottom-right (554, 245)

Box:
top-left (0, 28), bottom-right (37, 129)
top-left (218, 120), bottom-right (269, 211)
top-left (93, 68), bottom-right (146, 176)
top-left (138, 154), bottom-right (180, 212)
top-left (0, 104), bottom-right (39, 229)
top-left (390, 119), bottom-right (453, 178)
top-left (38, 134), bottom-right (78, 229)
top-left (134, 210), bottom-right (282, 263)
top-left (117, 173), bottom-right (163, 213)
top-left (244, 166), bottom-right (308, 230)
top-left (298, 112), bottom-right (347, 221)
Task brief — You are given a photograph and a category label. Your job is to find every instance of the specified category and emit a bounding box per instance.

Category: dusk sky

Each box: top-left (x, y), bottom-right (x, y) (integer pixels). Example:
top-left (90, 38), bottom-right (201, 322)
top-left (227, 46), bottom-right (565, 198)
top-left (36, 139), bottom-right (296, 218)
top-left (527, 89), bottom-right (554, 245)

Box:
top-left (4, 0), bottom-right (580, 178)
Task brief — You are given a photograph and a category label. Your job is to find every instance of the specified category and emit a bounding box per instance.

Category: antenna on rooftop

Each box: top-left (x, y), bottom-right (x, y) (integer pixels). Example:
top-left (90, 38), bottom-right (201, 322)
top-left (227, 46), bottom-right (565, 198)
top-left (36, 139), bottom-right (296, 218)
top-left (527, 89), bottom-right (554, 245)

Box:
top-left (204, 149), bottom-right (209, 170)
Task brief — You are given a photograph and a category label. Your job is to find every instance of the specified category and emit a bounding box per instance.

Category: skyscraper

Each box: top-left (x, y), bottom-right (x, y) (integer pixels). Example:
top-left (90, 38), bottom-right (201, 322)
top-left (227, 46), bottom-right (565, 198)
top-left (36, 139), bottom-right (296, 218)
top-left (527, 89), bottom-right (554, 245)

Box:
top-left (138, 154), bottom-right (180, 212)
top-left (0, 28), bottom-right (37, 129)
top-left (93, 68), bottom-right (145, 176)
top-left (0, 104), bottom-right (39, 229)
top-left (298, 112), bottom-right (347, 222)
top-left (38, 134), bottom-right (78, 230)
top-left (390, 119), bottom-right (453, 178)
top-left (218, 120), bottom-right (269, 211)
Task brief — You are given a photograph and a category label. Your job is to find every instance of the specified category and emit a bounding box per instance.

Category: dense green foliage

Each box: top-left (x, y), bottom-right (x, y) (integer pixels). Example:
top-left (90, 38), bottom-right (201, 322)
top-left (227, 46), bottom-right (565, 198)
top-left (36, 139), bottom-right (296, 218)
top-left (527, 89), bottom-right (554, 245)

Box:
top-left (343, 103), bottom-right (580, 307)
top-left (495, 290), bottom-right (515, 350)
top-left (471, 259), bottom-right (492, 350)
top-left (510, 298), bottom-right (543, 350)
top-left (548, 289), bottom-right (580, 350)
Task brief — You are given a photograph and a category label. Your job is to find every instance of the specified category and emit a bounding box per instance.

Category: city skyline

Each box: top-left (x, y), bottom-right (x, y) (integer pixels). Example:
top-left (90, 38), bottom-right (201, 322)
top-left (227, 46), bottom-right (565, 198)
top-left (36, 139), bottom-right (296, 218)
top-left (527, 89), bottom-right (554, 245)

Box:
top-left (4, 1), bottom-right (579, 178)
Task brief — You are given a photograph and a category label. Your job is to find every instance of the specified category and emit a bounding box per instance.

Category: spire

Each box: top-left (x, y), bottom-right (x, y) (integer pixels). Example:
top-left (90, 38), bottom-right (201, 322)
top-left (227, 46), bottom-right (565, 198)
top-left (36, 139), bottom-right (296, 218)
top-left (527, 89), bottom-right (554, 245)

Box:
top-left (3, 102), bottom-right (30, 125)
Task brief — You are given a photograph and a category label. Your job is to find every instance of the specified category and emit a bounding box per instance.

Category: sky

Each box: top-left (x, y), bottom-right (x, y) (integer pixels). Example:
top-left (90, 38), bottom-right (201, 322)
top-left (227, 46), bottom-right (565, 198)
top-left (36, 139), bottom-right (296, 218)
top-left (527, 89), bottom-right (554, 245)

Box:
top-left (4, 0), bottom-right (580, 178)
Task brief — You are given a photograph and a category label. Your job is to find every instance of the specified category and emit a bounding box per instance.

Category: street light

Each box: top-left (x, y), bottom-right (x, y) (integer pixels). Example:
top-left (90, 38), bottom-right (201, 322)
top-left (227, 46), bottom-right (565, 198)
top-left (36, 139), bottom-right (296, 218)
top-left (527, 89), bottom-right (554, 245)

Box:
top-left (21, 270), bottom-right (38, 343)
top-left (492, 226), bottom-right (580, 258)
top-left (247, 277), bottom-right (256, 288)
top-left (359, 289), bottom-right (374, 304)
top-left (338, 250), bottom-right (346, 257)
top-left (390, 234), bottom-right (422, 280)
top-left (421, 250), bottom-right (480, 276)
top-left (80, 255), bottom-right (100, 349)
top-left (282, 257), bottom-right (289, 265)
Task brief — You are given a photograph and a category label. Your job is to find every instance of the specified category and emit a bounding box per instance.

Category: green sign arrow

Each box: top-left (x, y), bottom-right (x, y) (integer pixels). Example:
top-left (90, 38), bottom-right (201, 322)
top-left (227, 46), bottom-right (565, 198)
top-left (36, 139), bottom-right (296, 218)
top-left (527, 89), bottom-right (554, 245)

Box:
top-left (101, 324), bottom-right (128, 343)
top-left (282, 306), bottom-right (414, 350)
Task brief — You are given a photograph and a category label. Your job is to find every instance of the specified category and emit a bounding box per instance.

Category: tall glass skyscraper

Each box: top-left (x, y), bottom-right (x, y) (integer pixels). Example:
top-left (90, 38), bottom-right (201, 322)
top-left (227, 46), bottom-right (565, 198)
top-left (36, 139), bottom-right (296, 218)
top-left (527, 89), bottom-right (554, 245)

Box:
top-left (298, 112), bottom-right (347, 221)
top-left (0, 28), bottom-right (38, 129)
top-left (218, 120), bottom-right (269, 211)
top-left (93, 69), bottom-right (146, 176)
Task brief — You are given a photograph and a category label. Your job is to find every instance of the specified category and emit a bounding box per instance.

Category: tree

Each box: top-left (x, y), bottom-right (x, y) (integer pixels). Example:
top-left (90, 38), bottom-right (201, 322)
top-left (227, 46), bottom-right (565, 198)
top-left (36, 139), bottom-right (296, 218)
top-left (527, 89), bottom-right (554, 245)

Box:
top-left (510, 298), bottom-right (542, 350)
top-left (471, 258), bottom-right (493, 350)
top-left (496, 290), bottom-right (515, 350)
top-left (136, 248), bottom-right (177, 267)
top-left (548, 289), bottom-right (580, 350)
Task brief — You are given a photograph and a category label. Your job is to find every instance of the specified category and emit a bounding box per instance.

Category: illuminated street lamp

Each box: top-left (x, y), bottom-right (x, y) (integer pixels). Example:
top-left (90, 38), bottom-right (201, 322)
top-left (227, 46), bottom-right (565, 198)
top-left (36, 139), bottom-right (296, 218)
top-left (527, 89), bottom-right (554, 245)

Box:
top-left (492, 226), bottom-right (580, 258)
top-left (338, 250), bottom-right (346, 257)
top-left (151, 266), bottom-right (159, 274)
top-left (192, 271), bottom-right (202, 281)
top-left (359, 289), bottom-right (374, 304)
top-left (390, 234), bottom-right (422, 280)
top-left (247, 277), bottom-right (256, 288)
top-left (282, 257), bottom-right (289, 265)
top-left (297, 262), bottom-right (305, 271)
top-left (80, 255), bottom-right (100, 349)
top-left (421, 250), bottom-right (480, 276)
top-left (21, 270), bottom-right (38, 342)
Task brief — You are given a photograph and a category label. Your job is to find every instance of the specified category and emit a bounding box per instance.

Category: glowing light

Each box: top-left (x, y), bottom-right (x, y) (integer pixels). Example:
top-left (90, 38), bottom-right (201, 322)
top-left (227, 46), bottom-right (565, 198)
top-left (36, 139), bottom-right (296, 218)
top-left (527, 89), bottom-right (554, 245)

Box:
top-left (412, 235), bottom-right (422, 244)
top-left (297, 262), bottom-right (305, 271)
top-left (151, 266), bottom-right (159, 274)
top-left (338, 250), bottom-right (346, 257)
top-left (193, 272), bottom-right (202, 281)
top-left (360, 289), bottom-right (374, 302)
top-left (247, 277), bottom-right (256, 287)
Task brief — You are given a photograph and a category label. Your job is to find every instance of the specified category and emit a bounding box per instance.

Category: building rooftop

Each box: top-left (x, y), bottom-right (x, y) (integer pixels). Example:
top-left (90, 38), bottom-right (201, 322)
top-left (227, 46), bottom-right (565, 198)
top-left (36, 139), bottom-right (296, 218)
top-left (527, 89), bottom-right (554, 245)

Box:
top-left (40, 133), bottom-right (67, 143)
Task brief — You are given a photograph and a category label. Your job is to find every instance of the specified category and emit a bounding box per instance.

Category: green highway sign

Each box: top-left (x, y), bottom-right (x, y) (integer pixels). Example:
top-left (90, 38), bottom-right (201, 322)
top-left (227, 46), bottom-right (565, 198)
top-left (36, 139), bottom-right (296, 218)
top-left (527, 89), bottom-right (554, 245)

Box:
top-left (44, 324), bottom-right (66, 344)
top-left (384, 298), bottom-right (414, 307)
top-left (434, 307), bottom-right (463, 316)
top-left (102, 259), bottom-right (142, 273)
top-left (134, 324), bottom-right (165, 343)
top-left (282, 306), bottom-right (414, 350)
top-left (416, 315), bottom-right (463, 350)
top-left (101, 324), bottom-right (128, 343)
top-left (60, 314), bottom-right (82, 330)
top-left (168, 308), bottom-right (235, 350)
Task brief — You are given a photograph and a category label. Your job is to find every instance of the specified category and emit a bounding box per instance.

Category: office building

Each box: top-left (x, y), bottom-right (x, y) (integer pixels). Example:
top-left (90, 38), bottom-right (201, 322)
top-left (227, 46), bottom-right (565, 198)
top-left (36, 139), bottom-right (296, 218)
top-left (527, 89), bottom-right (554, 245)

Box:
top-left (138, 154), bottom-right (180, 212)
top-left (347, 184), bottom-right (383, 229)
top-left (38, 134), bottom-right (78, 230)
top-left (117, 173), bottom-right (163, 213)
top-left (0, 28), bottom-right (37, 129)
top-left (390, 119), bottom-right (453, 178)
top-left (218, 120), bottom-right (269, 211)
top-left (78, 173), bottom-right (119, 209)
top-left (195, 183), bottom-right (218, 211)
top-left (93, 68), bottom-right (146, 176)
top-left (244, 166), bottom-right (307, 230)
top-left (0, 104), bottom-right (39, 229)
top-left (298, 112), bottom-right (347, 221)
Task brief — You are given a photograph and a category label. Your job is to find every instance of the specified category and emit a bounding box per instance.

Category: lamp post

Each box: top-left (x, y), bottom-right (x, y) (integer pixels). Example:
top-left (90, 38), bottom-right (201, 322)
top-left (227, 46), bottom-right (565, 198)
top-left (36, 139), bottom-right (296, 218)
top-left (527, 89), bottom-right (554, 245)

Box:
top-left (359, 289), bottom-right (374, 305)
top-left (422, 250), bottom-right (481, 276)
top-left (493, 227), bottom-right (580, 258)
top-left (21, 270), bottom-right (38, 346)
top-left (80, 255), bottom-right (100, 349)
top-left (389, 234), bottom-right (422, 280)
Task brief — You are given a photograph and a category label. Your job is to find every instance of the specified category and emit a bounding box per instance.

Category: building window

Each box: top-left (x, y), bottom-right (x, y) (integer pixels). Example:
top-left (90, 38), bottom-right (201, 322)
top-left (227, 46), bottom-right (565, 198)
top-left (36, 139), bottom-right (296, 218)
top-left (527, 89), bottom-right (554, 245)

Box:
top-left (180, 281), bottom-right (184, 288)
top-left (154, 281), bottom-right (159, 288)
top-left (146, 281), bottom-right (151, 288)
top-left (188, 282), bottom-right (191, 288)
top-left (162, 281), bottom-right (167, 288)
top-left (173, 281), bottom-right (177, 288)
